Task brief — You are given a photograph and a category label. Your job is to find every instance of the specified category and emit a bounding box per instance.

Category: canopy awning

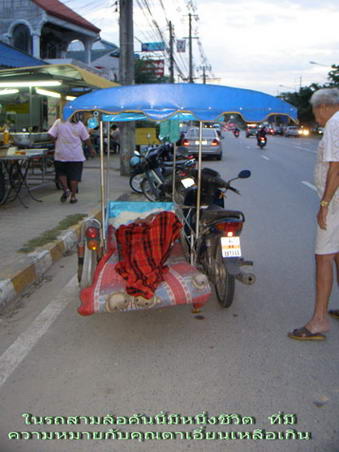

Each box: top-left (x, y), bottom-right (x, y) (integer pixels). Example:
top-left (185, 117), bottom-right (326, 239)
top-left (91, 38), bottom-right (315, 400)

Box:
top-left (63, 83), bottom-right (297, 123)
top-left (0, 63), bottom-right (118, 95)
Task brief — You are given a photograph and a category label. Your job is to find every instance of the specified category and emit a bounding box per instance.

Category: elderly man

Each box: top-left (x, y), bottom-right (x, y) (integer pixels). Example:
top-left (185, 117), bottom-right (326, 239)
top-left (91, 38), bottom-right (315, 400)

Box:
top-left (289, 88), bottom-right (339, 341)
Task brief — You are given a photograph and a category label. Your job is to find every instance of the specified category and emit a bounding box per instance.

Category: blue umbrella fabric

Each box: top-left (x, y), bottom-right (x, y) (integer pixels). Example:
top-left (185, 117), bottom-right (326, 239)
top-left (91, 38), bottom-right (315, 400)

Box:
top-left (63, 83), bottom-right (297, 123)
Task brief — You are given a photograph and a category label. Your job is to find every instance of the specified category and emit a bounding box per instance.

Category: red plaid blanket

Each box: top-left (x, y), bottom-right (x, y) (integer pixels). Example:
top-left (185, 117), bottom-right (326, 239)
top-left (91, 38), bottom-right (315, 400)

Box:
top-left (115, 211), bottom-right (182, 299)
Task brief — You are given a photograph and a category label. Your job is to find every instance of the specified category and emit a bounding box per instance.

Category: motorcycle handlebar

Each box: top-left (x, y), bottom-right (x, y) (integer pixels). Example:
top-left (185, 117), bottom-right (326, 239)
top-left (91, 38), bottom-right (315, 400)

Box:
top-left (190, 170), bottom-right (240, 194)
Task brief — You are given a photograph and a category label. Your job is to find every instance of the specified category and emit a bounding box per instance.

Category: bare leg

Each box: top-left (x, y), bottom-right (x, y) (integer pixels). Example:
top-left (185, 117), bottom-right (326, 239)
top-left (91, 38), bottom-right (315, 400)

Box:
top-left (58, 175), bottom-right (69, 192)
top-left (69, 180), bottom-right (78, 201)
top-left (305, 253), bottom-right (336, 333)
top-left (335, 253), bottom-right (339, 285)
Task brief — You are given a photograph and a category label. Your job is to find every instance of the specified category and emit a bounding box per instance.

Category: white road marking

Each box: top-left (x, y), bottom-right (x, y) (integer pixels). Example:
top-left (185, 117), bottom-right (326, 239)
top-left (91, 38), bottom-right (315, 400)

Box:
top-left (0, 275), bottom-right (77, 389)
top-left (301, 181), bottom-right (317, 192)
top-left (295, 146), bottom-right (316, 154)
top-left (262, 155), bottom-right (270, 160)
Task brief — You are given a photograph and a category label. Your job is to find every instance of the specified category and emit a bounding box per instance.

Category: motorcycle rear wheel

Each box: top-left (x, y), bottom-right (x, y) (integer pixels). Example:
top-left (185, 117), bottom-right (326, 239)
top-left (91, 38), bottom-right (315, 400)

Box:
top-left (129, 174), bottom-right (144, 193)
top-left (141, 178), bottom-right (161, 202)
top-left (214, 242), bottom-right (235, 308)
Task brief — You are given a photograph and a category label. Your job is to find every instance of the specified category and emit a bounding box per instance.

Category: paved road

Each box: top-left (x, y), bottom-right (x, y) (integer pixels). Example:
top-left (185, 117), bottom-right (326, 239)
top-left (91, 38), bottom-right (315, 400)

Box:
top-left (0, 132), bottom-right (338, 452)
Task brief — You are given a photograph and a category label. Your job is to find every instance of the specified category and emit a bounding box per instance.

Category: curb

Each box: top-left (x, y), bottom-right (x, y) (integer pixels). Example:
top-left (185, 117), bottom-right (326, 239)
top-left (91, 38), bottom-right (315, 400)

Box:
top-left (0, 206), bottom-right (101, 311)
top-left (0, 191), bottom-right (138, 311)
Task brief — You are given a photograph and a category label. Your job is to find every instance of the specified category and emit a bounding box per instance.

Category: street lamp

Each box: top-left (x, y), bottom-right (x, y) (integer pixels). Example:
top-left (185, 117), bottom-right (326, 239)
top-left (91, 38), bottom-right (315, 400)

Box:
top-left (309, 61), bottom-right (331, 67)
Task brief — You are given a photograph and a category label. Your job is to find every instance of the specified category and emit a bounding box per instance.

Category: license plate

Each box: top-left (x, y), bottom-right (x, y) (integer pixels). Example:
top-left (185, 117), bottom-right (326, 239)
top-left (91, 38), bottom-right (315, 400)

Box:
top-left (221, 236), bottom-right (242, 257)
top-left (195, 140), bottom-right (207, 145)
top-left (181, 177), bottom-right (195, 188)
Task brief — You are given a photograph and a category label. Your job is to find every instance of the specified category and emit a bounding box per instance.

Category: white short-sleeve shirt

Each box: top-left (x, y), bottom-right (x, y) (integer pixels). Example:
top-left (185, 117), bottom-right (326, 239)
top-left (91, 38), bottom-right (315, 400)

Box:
top-left (314, 110), bottom-right (339, 212)
top-left (48, 119), bottom-right (89, 162)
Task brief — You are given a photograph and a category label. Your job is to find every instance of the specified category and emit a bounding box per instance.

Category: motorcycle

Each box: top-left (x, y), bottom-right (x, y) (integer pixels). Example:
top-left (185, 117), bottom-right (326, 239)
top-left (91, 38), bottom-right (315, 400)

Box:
top-left (129, 144), bottom-right (196, 202)
top-left (233, 128), bottom-right (240, 138)
top-left (257, 135), bottom-right (267, 148)
top-left (181, 167), bottom-right (255, 307)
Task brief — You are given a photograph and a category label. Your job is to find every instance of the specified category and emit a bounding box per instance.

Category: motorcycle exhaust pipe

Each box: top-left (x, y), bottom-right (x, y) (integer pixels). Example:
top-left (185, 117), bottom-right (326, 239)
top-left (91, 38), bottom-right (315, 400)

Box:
top-left (235, 271), bottom-right (256, 285)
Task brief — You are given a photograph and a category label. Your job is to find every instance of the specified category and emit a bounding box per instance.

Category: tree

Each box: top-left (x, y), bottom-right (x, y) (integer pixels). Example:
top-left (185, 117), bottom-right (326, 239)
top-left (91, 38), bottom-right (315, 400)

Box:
top-left (277, 65), bottom-right (339, 124)
top-left (328, 65), bottom-right (339, 86)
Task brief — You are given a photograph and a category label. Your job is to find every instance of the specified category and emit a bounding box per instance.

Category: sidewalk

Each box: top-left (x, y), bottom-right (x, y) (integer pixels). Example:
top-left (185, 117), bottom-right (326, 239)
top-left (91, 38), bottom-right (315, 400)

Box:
top-left (0, 155), bottom-right (138, 309)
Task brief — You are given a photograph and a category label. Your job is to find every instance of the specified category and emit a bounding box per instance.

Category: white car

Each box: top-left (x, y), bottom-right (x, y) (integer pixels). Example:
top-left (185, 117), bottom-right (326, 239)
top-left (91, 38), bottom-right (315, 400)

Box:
top-left (284, 126), bottom-right (299, 137)
top-left (179, 127), bottom-right (223, 160)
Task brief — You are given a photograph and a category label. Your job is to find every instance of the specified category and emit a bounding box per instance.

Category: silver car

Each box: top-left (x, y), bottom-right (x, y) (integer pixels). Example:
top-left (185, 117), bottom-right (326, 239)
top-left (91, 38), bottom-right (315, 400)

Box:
top-left (179, 127), bottom-right (223, 160)
top-left (284, 126), bottom-right (299, 137)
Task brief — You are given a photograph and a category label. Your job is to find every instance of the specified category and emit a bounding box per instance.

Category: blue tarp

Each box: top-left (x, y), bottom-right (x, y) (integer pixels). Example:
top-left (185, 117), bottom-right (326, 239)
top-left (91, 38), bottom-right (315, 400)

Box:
top-left (0, 41), bottom-right (47, 68)
top-left (63, 83), bottom-right (297, 123)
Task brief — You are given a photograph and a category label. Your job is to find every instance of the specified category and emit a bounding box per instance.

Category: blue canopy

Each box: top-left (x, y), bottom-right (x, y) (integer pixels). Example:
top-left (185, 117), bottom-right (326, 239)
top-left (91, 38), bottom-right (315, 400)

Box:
top-left (63, 83), bottom-right (297, 123)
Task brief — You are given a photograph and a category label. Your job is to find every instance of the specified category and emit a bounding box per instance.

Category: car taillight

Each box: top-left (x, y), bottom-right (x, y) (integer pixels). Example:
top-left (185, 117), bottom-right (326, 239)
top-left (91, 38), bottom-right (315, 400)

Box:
top-left (85, 227), bottom-right (99, 239)
top-left (215, 221), bottom-right (243, 236)
top-left (211, 139), bottom-right (219, 146)
top-left (183, 139), bottom-right (190, 146)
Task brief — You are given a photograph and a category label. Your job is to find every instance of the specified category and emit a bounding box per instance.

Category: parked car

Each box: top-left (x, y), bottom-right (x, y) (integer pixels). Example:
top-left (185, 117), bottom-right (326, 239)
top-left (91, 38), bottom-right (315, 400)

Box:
top-left (273, 126), bottom-right (284, 135)
top-left (284, 126), bottom-right (300, 137)
top-left (245, 124), bottom-right (259, 137)
top-left (179, 127), bottom-right (223, 160)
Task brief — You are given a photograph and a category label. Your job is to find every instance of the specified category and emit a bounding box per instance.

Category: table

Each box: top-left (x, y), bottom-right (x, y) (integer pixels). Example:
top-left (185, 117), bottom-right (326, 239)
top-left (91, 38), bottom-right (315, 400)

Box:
top-left (0, 149), bottom-right (48, 207)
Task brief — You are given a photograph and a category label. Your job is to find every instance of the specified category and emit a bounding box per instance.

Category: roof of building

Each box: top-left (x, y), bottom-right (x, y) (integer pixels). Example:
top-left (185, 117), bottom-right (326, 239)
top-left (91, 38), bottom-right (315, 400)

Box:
top-left (0, 41), bottom-right (48, 68)
top-left (32, 0), bottom-right (100, 33)
top-left (66, 49), bottom-right (119, 63)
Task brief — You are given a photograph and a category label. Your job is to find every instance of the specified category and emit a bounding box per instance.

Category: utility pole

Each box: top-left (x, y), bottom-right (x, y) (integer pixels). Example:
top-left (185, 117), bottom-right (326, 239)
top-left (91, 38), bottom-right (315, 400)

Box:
top-left (169, 21), bottom-right (174, 83)
top-left (119, 0), bottom-right (135, 176)
top-left (198, 64), bottom-right (211, 84)
top-left (202, 66), bottom-right (206, 84)
top-left (188, 13), bottom-right (193, 83)
top-left (184, 13), bottom-right (198, 83)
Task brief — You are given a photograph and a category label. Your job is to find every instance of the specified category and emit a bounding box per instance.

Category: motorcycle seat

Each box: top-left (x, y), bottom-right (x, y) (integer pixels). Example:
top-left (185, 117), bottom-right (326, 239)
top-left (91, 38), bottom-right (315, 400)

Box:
top-left (201, 208), bottom-right (244, 223)
top-left (162, 159), bottom-right (189, 167)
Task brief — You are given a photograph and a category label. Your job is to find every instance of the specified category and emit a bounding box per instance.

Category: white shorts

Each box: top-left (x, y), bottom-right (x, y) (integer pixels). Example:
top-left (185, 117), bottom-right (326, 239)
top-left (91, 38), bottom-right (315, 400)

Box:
top-left (315, 206), bottom-right (339, 255)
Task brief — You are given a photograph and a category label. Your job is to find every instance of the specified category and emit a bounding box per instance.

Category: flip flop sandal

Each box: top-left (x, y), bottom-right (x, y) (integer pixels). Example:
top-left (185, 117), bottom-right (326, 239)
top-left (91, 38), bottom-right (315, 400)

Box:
top-left (328, 310), bottom-right (339, 319)
top-left (288, 327), bottom-right (326, 341)
top-left (70, 198), bottom-right (78, 204)
top-left (60, 189), bottom-right (70, 203)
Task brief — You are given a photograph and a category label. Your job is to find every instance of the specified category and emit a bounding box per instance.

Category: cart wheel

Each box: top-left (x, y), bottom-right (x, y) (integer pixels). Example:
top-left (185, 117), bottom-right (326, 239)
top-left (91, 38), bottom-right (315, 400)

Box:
top-left (141, 178), bottom-right (161, 202)
top-left (0, 163), bottom-right (10, 204)
top-left (79, 246), bottom-right (97, 289)
top-left (214, 243), bottom-right (235, 308)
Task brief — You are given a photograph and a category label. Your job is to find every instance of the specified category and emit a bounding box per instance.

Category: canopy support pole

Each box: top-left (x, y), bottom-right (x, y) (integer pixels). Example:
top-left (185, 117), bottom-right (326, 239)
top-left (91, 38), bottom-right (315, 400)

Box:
top-left (193, 121), bottom-right (203, 264)
top-left (99, 120), bottom-right (106, 249)
top-left (172, 142), bottom-right (176, 203)
top-left (105, 122), bottom-right (111, 199)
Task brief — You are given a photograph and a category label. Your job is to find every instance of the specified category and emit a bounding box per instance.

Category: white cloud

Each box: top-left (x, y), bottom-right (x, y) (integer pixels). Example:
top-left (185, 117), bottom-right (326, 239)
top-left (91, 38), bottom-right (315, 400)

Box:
top-left (64, 0), bottom-right (339, 94)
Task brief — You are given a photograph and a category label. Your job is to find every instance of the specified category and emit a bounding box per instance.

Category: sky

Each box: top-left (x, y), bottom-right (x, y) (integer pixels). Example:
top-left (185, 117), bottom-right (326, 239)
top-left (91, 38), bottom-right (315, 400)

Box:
top-left (63, 0), bottom-right (339, 95)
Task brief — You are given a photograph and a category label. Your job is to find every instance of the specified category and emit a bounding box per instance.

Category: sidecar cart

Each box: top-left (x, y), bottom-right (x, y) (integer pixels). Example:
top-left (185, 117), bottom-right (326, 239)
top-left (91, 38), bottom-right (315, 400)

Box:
top-left (77, 201), bottom-right (212, 315)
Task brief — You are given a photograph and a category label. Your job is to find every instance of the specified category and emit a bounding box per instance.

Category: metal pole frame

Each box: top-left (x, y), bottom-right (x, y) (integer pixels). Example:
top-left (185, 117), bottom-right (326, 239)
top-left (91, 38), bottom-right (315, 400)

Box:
top-left (99, 120), bottom-right (106, 249)
top-left (192, 121), bottom-right (203, 264)
top-left (105, 122), bottom-right (111, 199)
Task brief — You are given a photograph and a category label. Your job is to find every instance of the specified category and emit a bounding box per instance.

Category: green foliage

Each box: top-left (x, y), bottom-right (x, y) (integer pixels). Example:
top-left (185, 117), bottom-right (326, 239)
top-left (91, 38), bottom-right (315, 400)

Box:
top-left (278, 65), bottom-right (339, 124)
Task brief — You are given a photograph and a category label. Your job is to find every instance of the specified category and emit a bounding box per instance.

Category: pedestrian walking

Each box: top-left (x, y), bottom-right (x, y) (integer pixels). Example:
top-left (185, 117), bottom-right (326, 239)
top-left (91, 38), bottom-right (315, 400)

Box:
top-left (48, 115), bottom-right (96, 204)
top-left (111, 124), bottom-right (120, 154)
top-left (289, 87), bottom-right (339, 341)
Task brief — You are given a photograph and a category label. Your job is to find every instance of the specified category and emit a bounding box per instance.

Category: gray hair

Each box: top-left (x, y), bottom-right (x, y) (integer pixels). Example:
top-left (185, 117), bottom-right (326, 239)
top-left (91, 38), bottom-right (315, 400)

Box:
top-left (310, 87), bottom-right (339, 107)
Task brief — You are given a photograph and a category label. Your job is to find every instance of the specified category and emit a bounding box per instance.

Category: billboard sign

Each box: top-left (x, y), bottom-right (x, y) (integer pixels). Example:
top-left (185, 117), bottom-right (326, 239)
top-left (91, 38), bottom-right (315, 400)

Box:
top-left (176, 39), bottom-right (186, 53)
top-left (140, 59), bottom-right (165, 78)
top-left (141, 42), bottom-right (165, 52)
